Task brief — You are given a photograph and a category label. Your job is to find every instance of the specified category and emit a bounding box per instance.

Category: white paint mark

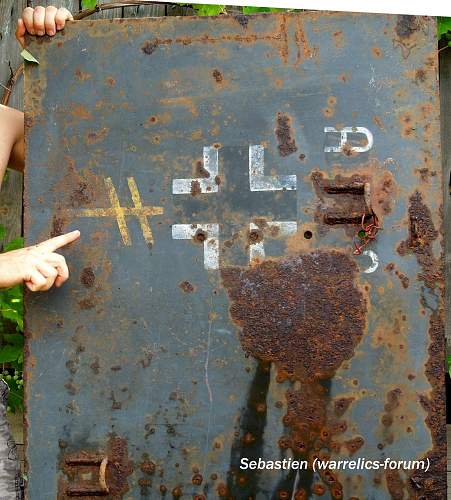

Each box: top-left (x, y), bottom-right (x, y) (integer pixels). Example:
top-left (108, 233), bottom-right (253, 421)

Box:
top-left (172, 224), bottom-right (219, 270)
top-left (172, 147), bottom-right (219, 194)
top-left (249, 221), bottom-right (297, 262)
top-left (249, 145), bottom-right (297, 192)
top-left (324, 126), bottom-right (374, 153)
top-left (363, 250), bottom-right (379, 273)
top-left (368, 65), bottom-right (376, 88)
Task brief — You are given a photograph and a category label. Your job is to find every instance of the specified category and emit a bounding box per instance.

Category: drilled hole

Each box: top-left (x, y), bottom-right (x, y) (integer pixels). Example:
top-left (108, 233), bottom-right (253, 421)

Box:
top-left (304, 230), bottom-right (313, 239)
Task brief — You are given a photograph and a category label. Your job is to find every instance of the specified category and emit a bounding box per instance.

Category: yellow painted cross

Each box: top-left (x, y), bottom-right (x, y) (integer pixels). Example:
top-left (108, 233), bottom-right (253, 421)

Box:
top-left (73, 177), bottom-right (164, 246)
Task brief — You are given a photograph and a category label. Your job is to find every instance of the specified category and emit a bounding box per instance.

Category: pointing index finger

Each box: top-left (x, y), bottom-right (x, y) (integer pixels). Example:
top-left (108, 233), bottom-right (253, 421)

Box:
top-left (37, 230), bottom-right (80, 252)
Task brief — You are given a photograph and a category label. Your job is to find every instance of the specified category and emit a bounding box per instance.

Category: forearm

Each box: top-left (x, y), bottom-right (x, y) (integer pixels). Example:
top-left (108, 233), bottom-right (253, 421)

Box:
top-left (0, 105), bottom-right (24, 183)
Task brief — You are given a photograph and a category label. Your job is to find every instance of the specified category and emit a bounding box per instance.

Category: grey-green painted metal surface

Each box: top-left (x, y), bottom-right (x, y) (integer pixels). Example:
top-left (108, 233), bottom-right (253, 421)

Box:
top-left (24, 12), bottom-right (444, 499)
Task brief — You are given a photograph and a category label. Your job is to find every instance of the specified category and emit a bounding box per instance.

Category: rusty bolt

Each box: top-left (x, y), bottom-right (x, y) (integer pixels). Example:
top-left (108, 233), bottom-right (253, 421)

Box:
top-left (217, 482), bottom-right (229, 497)
top-left (192, 474), bottom-right (203, 486)
top-left (172, 486), bottom-right (183, 497)
top-left (194, 229), bottom-right (207, 243)
top-left (242, 432), bottom-right (256, 445)
top-left (248, 229), bottom-right (262, 244)
top-left (312, 484), bottom-right (326, 496)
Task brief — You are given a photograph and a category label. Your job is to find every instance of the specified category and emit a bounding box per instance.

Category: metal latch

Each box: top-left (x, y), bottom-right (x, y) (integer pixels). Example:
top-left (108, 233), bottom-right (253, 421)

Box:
top-left (65, 455), bottom-right (109, 496)
top-left (323, 181), bottom-right (373, 225)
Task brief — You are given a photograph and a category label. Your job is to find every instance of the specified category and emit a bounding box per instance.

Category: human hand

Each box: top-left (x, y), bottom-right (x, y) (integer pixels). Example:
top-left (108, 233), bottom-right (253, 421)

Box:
top-left (0, 230), bottom-right (80, 292)
top-left (16, 6), bottom-right (73, 48)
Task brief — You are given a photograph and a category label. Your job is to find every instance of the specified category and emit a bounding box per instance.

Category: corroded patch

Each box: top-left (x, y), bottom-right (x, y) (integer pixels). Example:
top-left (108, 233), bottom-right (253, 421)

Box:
top-left (222, 251), bottom-right (366, 496)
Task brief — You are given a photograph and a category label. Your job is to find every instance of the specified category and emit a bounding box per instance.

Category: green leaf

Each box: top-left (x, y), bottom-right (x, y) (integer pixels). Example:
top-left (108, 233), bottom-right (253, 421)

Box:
top-left (4, 237), bottom-right (23, 252)
top-left (7, 388), bottom-right (23, 413)
top-left (20, 49), bottom-right (39, 65)
top-left (0, 225), bottom-right (5, 241)
top-left (1, 307), bottom-right (21, 325)
top-left (192, 4), bottom-right (225, 16)
top-left (0, 346), bottom-right (22, 363)
top-left (2, 335), bottom-right (24, 347)
top-left (242, 6), bottom-right (284, 13)
top-left (81, 0), bottom-right (98, 9)
top-left (438, 17), bottom-right (451, 38)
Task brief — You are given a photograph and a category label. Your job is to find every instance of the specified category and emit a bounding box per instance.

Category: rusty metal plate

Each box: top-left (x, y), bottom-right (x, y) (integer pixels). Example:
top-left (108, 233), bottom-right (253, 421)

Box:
top-left (24, 12), bottom-right (445, 499)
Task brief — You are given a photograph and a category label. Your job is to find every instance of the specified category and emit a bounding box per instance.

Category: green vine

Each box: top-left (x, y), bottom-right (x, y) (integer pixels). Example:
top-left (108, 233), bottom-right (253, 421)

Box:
top-left (0, 227), bottom-right (24, 413)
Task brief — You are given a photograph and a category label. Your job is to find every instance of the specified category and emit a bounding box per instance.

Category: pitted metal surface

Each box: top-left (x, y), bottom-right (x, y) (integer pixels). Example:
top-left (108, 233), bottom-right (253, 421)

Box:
top-left (24, 12), bottom-right (444, 499)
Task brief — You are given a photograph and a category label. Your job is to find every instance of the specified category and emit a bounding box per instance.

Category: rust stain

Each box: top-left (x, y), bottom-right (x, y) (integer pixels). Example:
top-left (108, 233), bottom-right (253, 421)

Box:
top-left (294, 17), bottom-right (314, 64)
top-left (372, 47), bottom-right (383, 58)
top-left (78, 297), bottom-right (95, 310)
top-left (373, 171), bottom-right (398, 216)
top-left (86, 127), bottom-right (110, 145)
top-left (372, 116), bottom-right (385, 130)
top-left (221, 251), bottom-right (366, 498)
top-left (275, 112), bottom-right (298, 157)
top-left (344, 436), bottom-right (365, 455)
top-left (396, 191), bottom-right (446, 498)
top-left (190, 180), bottom-right (202, 197)
top-left (70, 180), bottom-right (95, 208)
top-left (212, 69), bottom-right (223, 83)
top-left (179, 280), bottom-right (195, 293)
top-left (322, 96), bottom-right (337, 118)
top-left (397, 191), bottom-right (440, 290)
top-left (334, 397), bottom-right (355, 416)
top-left (393, 15), bottom-right (427, 58)
top-left (333, 30), bottom-right (344, 49)
top-left (50, 215), bottom-right (66, 237)
top-left (386, 470), bottom-right (406, 500)
top-left (141, 40), bottom-right (158, 55)
top-left (278, 15), bottom-right (289, 64)
top-left (234, 14), bottom-right (249, 29)
top-left (80, 267), bottom-right (95, 288)
top-left (69, 104), bottom-right (92, 121)
top-left (139, 453), bottom-right (155, 474)
top-left (74, 68), bottom-right (92, 81)
top-left (385, 264), bottom-right (410, 289)
top-left (160, 97), bottom-right (199, 117)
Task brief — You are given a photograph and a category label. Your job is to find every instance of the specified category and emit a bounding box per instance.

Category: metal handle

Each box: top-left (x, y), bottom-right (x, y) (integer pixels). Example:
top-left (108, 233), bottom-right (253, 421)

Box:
top-left (65, 455), bottom-right (109, 497)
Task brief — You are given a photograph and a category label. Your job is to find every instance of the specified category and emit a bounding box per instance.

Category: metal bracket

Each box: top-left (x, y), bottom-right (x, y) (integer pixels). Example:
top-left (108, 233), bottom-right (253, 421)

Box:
top-left (65, 455), bottom-right (109, 497)
top-left (323, 181), bottom-right (373, 225)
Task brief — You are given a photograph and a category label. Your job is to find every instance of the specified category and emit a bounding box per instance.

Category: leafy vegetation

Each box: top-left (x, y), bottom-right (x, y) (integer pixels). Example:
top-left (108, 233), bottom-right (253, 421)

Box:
top-left (438, 17), bottom-right (451, 48)
top-left (81, 0), bottom-right (98, 9)
top-left (82, 1), bottom-right (289, 16)
top-left (0, 228), bottom-right (24, 413)
top-left (189, 4), bottom-right (226, 16)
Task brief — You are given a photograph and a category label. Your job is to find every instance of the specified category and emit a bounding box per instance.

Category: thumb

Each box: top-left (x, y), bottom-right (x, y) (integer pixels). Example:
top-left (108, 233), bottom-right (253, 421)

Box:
top-left (15, 18), bottom-right (26, 48)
